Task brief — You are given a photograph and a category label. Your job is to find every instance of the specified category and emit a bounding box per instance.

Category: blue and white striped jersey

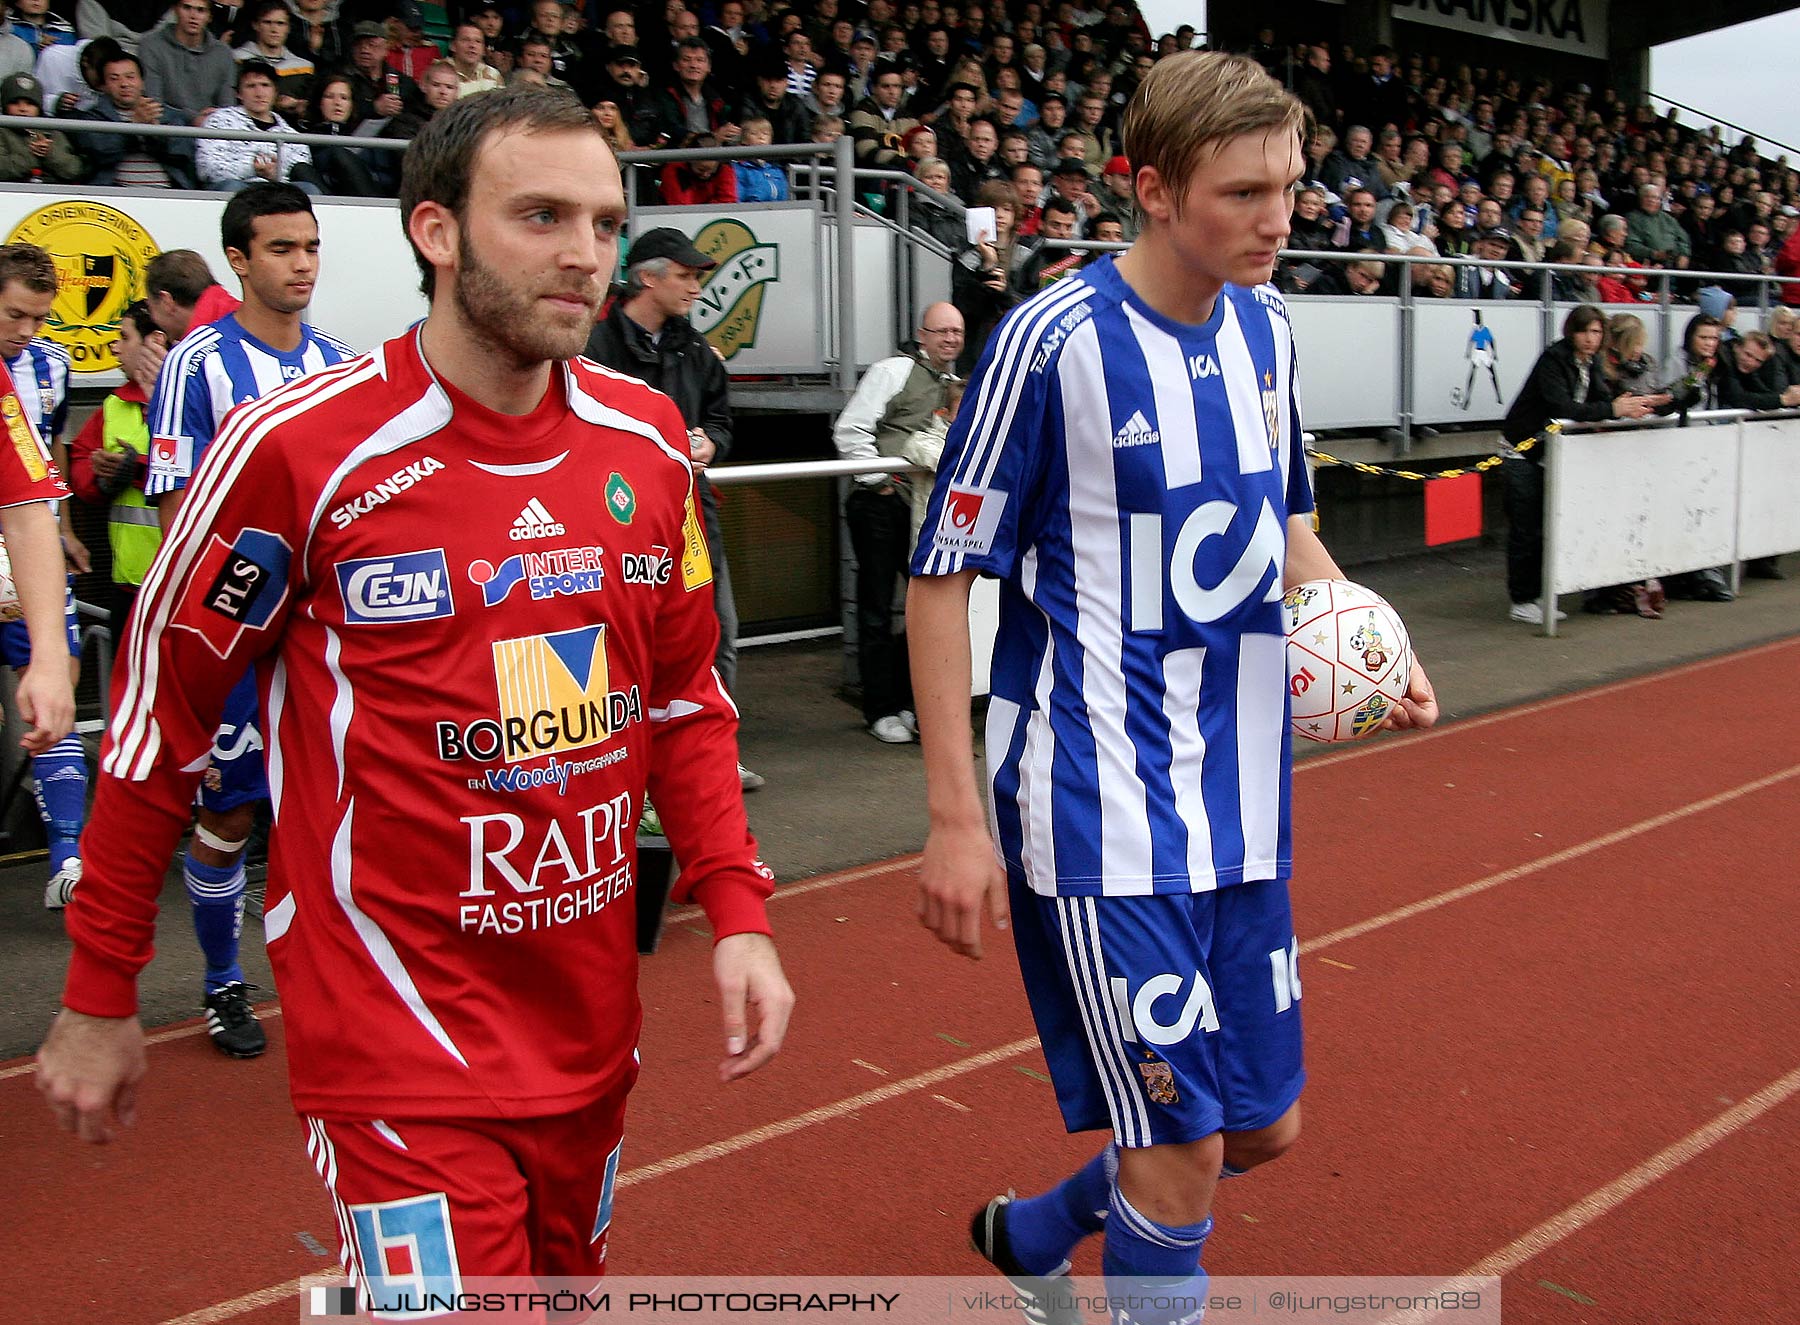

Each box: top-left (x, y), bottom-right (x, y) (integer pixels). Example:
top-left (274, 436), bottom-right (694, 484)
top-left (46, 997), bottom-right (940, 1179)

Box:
top-left (8, 339), bottom-right (71, 445)
top-left (146, 314), bottom-right (352, 497)
top-left (912, 255), bottom-right (1314, 898)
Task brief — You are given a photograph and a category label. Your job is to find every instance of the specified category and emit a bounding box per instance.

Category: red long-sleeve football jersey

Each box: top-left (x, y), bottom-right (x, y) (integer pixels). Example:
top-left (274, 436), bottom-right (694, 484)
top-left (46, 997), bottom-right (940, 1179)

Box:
top-left (64, 329), bottom-right (771, 1120)
top-left (0, 353), bottom-right (69, 508)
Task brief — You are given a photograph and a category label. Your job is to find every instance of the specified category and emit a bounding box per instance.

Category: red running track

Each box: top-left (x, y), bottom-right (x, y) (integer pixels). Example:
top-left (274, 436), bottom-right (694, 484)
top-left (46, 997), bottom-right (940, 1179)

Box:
top-left (4, 638), bottom-right (1798, 1325)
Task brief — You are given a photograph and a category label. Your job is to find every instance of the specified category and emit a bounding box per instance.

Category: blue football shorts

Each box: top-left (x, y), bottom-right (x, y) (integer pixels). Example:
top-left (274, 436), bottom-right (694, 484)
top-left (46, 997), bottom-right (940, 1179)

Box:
top-left (0, 581), bottom-right (82, 667)
top-left (1010, 874), bottom-right (1305, 1148)
top-left (199, 671), bottom-right (267, 814)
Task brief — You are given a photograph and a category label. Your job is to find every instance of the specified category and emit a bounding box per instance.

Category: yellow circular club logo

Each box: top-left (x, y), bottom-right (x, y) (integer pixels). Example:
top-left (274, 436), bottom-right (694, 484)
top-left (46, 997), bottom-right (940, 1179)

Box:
top-left (688, 219), bottom-right (780, 361)
top-left (6, 200), bottom-right (160, 374)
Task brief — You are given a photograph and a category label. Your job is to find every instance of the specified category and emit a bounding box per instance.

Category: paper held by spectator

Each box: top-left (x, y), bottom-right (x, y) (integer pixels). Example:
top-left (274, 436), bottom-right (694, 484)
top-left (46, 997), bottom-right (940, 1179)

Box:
top-left (965, 206), bottom-right (997, 246)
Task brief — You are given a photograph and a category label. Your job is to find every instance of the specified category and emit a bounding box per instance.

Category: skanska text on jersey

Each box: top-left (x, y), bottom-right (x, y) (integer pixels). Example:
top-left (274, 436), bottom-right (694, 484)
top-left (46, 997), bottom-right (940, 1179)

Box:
top-left (330, 456), bottom-right (446, 529)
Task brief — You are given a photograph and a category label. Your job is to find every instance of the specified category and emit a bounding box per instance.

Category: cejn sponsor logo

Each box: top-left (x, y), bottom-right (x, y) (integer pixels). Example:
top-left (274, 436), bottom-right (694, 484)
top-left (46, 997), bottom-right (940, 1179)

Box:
top-left (436, 623), bottom-right (643, 765)
top-left (468, 545), bottom-right (605, 607)
top-left (330, 455), bottom-right (445, 529)
top-left (459, 792), bottom-right (636, 934)
top-left (509, 497), bottom-right (565, 541)
top-left (337, 549), bottom-right (455, 624)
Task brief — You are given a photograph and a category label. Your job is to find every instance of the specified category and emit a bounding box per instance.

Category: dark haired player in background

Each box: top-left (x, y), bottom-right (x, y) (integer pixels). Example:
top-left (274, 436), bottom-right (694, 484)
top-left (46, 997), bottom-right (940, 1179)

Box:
top-left (143, 181), bottom-right (352, 1058)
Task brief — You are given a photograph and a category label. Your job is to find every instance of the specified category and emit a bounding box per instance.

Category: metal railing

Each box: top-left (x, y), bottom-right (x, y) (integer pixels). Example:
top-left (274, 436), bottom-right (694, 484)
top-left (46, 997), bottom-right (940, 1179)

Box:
top-left (0, 108), bottom-right (408, 183)
top-left (1643, 94), bottom-right (1799, 159)
top-left (1252, 246), bottom-right (1794, 451)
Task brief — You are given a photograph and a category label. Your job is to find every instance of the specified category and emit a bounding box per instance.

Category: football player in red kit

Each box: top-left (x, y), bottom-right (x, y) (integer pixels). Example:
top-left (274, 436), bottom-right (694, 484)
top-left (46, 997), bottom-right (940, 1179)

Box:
top-left (0, 349), bottom-right (76, 753)
top-left (36, 87), bottom-right (793, 1296)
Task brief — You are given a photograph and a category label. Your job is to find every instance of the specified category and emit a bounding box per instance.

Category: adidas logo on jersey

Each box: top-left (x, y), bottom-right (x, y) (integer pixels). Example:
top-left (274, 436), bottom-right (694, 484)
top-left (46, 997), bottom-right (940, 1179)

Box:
top-left (1112, 410), bottom-right (1160, 449)
top-left (509, 498), bottom-right (566, 541)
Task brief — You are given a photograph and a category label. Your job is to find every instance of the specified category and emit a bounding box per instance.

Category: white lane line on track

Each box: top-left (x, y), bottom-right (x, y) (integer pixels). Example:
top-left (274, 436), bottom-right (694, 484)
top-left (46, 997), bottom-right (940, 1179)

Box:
top-left (0, 1009), bottom-right (285, 1082)
top-left (663, 636), bottom-right (1800, 922)
top-left (614, 1037), bottom-right (1041, 1190)
top-left (663, 853), bottom-right (921, 925)
top-left (156, 760), bottom-right (1800, 1323)
top-left (1463, 1064), bottom-right (1800, 1279)
top-left (1379, 1063), bottom-right (1800, 1325)
top-left (161, 1272), bottom-right (339, 1325)
top-left (143, 645), bottom-right (1800, 1325)
top-left (1299, 633), bottom-right (1800, 772)
top-left (1306, 760), bottom-right (1800, 952)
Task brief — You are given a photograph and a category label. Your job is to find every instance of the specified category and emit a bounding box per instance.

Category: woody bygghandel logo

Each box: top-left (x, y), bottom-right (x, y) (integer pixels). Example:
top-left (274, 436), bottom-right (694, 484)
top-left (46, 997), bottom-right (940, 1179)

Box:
top-left (7, 200), bottom-right (159, 375)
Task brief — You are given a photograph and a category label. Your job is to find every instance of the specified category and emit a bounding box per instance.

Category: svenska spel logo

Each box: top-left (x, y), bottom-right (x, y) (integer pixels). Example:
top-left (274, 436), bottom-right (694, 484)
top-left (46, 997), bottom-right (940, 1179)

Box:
top-left (933, 485), bottom-right (1007, 556)
top-left (6, 200), bottom-right (159, 374)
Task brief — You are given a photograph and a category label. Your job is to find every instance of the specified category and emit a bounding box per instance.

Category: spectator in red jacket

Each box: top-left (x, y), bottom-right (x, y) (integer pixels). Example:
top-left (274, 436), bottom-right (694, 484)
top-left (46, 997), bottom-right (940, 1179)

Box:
top-left (1777, 226), bottom-right (1800, 307)
top-left (659, 132), bottom-right (738, 203)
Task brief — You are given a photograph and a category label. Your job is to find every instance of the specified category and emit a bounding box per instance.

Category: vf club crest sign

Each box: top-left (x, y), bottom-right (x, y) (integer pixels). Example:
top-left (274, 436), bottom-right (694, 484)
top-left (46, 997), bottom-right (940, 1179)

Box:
top-left (686, 219), bottom-right (780, 361)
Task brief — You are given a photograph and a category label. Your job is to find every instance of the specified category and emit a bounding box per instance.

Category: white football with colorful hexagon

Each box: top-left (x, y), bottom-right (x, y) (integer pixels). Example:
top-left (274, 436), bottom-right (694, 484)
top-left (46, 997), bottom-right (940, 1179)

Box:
top-left (1282, 578), bottom-right (1412, 744)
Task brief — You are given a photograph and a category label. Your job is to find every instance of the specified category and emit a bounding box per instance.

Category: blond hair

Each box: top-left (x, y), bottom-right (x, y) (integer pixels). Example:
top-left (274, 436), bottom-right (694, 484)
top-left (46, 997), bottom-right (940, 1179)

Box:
top-left (1606, 313), bottom-right (1646, 360)
top-left (1121, 51), bottom-right (1304, 219)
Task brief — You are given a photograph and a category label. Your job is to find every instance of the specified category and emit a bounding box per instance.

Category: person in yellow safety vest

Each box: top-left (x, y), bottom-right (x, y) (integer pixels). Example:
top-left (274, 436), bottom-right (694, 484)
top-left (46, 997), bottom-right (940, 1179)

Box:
top-left (69, 300), bottom-right (166, 646)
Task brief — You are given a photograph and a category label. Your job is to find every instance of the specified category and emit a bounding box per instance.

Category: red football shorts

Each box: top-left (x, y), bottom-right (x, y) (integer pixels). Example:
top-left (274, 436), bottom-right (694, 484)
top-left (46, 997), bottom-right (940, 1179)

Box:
top-left (301, 1075), bottom-right (631, 1310)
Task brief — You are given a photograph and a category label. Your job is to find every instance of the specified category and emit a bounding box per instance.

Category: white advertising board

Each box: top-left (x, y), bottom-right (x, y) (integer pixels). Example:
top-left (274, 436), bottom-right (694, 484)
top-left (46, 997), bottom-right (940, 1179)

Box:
top-left (0, 186), bottom-right (836, 385)
top-left (1410, 300), bottom-right (1540, 426)
top-left (1285, 297), bottom-right (1402, 430)
top-left (1545, 426), bottom-right (1740, 595)
top-left (1735, 418), bottom-right (1800, 562)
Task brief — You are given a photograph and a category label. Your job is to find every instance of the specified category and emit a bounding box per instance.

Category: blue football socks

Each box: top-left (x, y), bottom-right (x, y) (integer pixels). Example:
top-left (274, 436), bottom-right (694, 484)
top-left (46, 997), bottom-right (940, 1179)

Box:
top-left (185, 852), bottom-right (246, 992)
top-left (1002, 1142), bottom-right (1118, 1275)
top-left (1102, 1185), bottom-right (1212, 1325)
top-left (31, 735), bottom-right (87, 872)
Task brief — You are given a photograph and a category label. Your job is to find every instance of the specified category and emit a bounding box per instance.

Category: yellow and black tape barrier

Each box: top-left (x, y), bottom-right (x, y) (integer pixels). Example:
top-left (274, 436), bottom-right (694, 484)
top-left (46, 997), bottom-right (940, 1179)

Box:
top-left (1305, 422), bottom-right (1558, 480)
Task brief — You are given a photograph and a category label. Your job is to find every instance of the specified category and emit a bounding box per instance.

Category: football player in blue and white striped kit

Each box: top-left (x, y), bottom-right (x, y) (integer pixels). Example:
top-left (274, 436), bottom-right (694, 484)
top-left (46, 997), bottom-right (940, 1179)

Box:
top-left (0, 244), bottom-right (87, 911)
top-left (909, 53), bottom-right (1439, 1324)
top-left (144, 183), bottom-right (351, 1057)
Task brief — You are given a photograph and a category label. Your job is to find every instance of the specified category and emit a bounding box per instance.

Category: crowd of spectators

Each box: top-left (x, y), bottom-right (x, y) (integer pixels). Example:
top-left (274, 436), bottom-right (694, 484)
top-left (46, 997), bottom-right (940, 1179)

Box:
top-left (4, 1), bottom-right (1797, 335)
top-left (0, 0), bottom-right (1177, 227)
top-left (1255, 33), bottom-right (1800, 312)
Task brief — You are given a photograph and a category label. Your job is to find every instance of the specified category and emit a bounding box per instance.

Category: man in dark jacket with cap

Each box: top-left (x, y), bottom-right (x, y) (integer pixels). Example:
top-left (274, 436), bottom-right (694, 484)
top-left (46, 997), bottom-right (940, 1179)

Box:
top-left (584, 227), bottom-right (762, 790)
top-left (344, 20), bottom-right (418, 125)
